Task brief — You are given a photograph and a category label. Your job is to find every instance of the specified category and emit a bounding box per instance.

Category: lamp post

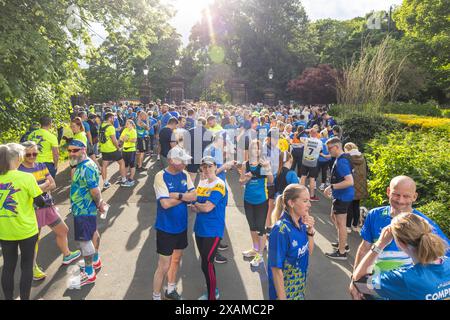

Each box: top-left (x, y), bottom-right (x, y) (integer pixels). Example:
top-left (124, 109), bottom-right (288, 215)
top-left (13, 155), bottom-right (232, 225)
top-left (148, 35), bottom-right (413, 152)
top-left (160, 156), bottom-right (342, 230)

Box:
top-left (140, 62), bottom-right (150, 104)
top-left (264, 68), bottom-right (275, 106)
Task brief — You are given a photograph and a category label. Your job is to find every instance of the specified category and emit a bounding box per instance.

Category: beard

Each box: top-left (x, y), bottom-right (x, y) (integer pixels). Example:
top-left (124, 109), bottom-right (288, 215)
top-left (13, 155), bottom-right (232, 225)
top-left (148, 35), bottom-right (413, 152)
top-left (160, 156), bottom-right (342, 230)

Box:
top-left (69, 156), bottom-right (83, 167)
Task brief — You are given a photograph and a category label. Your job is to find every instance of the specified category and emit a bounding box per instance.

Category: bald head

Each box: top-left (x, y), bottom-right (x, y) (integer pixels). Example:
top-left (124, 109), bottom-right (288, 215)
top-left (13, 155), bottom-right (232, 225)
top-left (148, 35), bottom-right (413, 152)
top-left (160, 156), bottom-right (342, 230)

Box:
top-left (390, 176), bottom-right (416, 193)
top-left (388, 176), bottom-right (418, 215)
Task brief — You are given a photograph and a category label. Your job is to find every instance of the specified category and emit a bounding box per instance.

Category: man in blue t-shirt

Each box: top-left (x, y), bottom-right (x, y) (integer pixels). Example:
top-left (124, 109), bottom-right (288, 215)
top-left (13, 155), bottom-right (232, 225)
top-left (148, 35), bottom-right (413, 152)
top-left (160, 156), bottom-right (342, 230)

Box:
top-left (324, 137), bottom-right (354, 261)
top-left (349, 175), bottom-right (450, 300)
top-left (152, 146), bottom-right (196, 300)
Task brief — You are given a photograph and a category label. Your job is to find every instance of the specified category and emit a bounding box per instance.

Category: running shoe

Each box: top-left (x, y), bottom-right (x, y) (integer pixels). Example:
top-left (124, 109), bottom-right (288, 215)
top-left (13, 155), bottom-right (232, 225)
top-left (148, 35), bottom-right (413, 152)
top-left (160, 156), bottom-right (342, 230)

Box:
top-left (331, 243), bottom-right (350, 252)
top-left (165, 289), bottom-right (182, 300)
top-left (310, 195), bottom-right (320, 202)
top-left (319, 183), bottom-right (326, 191)
top-left (242, 248), bottom-right (258, 258)
top-left (80, 271), bottom-right (96, 286)
top-left (218, 243), bottom-right (229, 251)
top-left (121, 180), bottom-right (134, 187)
top-left (62, 250), bottom-right (81, 265)
top-left (198, 288), bottom-right (220, 300)
top-left (325, 250), bottom-right (348, 260)
top-left (33, 265), bottom-right (47, 281)
top-left (214, 253), bottom-right (228, 264)
top-left (351, 225), bottom-right (361, 233)
top-left (93, 258), bottom-right (102, 270)
top-left (250, 253), bottom-right (264, 267)
top-left (103, 181), bottom-right (111, 189)
top-left (346, 227), bottom-right (352, 233)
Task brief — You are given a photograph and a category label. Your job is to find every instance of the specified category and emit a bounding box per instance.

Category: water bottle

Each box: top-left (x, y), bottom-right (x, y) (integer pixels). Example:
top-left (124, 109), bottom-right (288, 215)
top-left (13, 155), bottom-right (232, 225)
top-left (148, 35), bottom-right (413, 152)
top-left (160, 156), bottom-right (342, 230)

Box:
top-left (67, 274), bottom-right (81, 290)
top-left (99, 203), bottom-right (110, 219)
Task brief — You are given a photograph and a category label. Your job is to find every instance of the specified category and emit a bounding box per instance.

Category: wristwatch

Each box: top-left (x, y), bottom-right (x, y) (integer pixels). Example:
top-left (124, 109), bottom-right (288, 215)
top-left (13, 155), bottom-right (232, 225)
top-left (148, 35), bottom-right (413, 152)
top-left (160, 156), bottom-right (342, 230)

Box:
top-left (371, 244), bottom-right (383, 254)
top-left (178, 193), bottom-right (183, 201)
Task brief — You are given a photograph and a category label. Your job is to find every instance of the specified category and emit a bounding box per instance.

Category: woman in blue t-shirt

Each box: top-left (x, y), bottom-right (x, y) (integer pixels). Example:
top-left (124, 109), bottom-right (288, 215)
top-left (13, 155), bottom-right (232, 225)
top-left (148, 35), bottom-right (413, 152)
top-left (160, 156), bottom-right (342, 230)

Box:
top-left (239, 139), bottom-right (273, 268)
top-left (274, 151), bottom-right (299, 198)
top-left (192, 156), bottom-right (227, 300)
top-left (268, 184), bottom-right (315, 300)
top-left (353, 212), bottom-right (450, 300)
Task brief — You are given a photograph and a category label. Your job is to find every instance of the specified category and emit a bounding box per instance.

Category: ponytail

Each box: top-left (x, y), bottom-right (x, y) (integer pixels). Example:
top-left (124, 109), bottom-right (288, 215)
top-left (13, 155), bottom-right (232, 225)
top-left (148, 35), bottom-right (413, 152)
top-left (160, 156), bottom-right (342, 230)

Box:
top-left (391, 213), bottom-right (448, 265)
top-left (271, 195), bottom-right (284, 226)
top-left (417, 233), bottom-right (447, 265)
top-left (277, 151), bottom-right (292, 177)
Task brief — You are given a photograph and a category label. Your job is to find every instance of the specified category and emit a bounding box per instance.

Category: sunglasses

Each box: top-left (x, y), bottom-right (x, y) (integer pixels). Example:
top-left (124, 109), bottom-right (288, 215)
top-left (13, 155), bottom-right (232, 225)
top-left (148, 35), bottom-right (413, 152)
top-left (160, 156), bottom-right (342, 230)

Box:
top-left (25, 153), bottom-right (38, 158)
top-left (68, 148), bottom-right (82, 154)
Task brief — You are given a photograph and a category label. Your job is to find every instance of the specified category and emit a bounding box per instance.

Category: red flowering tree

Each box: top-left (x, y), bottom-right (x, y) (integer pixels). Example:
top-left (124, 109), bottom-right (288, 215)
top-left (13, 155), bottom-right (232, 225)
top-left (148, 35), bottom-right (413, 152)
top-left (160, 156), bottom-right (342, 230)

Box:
top-left (288, 64), bottom-right (338, 104)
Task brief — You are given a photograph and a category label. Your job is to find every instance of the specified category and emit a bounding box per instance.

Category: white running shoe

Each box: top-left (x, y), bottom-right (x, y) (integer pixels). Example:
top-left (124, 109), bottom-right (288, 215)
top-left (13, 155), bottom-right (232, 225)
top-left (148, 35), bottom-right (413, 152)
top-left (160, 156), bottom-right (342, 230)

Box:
top-left (346, 227), bottom-right (352, 234)
top-left (250, 254), bottom-right (264, 267)
top-left (319, 183), bottom-right (326, 191)
top-left (242, 248), bottom-right (258, 258)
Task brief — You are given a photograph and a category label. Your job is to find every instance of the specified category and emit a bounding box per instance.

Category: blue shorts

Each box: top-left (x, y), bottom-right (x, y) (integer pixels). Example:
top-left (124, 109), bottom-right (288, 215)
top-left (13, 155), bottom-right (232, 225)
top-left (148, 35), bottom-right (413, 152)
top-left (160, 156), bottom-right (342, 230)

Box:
top-left (74, 216), bottom-right (97, 241)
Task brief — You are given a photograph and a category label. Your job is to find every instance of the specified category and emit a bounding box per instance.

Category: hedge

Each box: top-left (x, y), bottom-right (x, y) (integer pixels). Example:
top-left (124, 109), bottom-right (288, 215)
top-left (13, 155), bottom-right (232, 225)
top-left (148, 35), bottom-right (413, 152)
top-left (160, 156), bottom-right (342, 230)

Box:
top-left (380, 101), bottom-right (443, 117)
top-left (386, 114), bottom-right (450, 133)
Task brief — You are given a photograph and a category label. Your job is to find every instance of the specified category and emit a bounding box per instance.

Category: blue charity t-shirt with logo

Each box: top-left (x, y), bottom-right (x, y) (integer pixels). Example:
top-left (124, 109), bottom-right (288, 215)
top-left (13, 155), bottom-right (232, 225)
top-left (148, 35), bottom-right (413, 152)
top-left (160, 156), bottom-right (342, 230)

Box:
top-left (194, 177), bottom-right (227, 238)
top-left (153, 170), bottom-right (195, 234)
top-left (370, 257), bottom-right (450, 300)
top-left (244, 165), bottom-right (268, 205)
top-left (148, 117), bottom-right (158, 136)
top-left (361, 206), bottom-right (450, 273)
top-left (268, 212), bottom-right (310, 300)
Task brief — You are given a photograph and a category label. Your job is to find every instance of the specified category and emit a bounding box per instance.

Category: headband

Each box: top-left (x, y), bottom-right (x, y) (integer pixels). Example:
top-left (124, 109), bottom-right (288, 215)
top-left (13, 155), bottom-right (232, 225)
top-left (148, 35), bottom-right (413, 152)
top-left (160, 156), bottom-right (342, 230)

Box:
top-left (69, 139), bottom-right (86, 148)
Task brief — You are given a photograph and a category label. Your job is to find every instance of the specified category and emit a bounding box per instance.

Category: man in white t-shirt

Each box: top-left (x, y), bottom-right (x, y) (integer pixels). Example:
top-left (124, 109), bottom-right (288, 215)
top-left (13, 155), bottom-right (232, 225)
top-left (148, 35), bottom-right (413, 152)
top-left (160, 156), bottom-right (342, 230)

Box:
top-left (300, 127), bottom-right (323, 201)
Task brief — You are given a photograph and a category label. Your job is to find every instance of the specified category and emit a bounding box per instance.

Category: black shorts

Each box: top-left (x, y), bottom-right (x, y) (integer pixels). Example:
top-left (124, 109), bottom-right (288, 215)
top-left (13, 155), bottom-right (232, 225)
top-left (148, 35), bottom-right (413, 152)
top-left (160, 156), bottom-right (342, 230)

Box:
top-left (244, 200), bottom-right (268, 236)
top-left (332, 199), bottom-right (352, 215)
top-left (300, 165), bottom-right (319, 178)
top-left (267, 185), bottom-right (275, 200)
top-left (137, 137), bottom-right (147, 153)
top-left (122, 151), bottom-right (136, 168)
top-left (156, 229), bottom-right (188, 256)
top-left (102, 150), bottom-right (122, 162)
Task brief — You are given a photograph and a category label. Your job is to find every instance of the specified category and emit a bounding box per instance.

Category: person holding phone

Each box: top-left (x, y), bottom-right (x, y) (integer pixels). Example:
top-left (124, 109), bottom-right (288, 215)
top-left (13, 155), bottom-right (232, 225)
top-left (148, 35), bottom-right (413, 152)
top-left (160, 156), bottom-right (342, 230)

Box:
top-left (352, 212), bottom-right (449, 300)
top-left (239, 139), bottom-right (274, 267)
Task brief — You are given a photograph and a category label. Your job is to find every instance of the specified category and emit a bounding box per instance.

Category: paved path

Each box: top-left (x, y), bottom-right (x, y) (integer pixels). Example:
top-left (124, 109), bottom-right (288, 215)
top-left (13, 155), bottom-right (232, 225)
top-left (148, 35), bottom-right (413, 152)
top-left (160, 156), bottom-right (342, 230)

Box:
top-left (0, 157), bottom-right (363, 300)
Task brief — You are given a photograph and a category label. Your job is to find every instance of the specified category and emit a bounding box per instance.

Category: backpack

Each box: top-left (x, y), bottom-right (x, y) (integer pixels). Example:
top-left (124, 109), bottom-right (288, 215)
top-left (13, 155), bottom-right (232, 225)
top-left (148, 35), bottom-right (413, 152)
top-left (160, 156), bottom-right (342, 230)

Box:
top-left (99, 124), bottom-right (111, 144)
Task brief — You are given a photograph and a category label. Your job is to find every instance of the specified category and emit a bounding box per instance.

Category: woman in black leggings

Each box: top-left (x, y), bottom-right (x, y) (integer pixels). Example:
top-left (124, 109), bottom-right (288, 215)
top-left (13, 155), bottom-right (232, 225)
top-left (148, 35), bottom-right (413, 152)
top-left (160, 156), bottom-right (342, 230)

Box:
top-left (0, 143), bottom-right (46, 300)
top-left (192, 157), bottom-right (227, 300)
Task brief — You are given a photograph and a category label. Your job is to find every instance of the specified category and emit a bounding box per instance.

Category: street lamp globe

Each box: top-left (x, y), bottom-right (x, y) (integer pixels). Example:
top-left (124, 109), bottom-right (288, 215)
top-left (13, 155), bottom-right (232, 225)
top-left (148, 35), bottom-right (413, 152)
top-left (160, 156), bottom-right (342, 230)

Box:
top-left (143, 63), bottom-right (149, 76)
top-left (175, 59), bottom-right (180, 67)
top-left (268, 68), bottom-right (274, 80)
top-left (237, 56), bottom-right (242, 68)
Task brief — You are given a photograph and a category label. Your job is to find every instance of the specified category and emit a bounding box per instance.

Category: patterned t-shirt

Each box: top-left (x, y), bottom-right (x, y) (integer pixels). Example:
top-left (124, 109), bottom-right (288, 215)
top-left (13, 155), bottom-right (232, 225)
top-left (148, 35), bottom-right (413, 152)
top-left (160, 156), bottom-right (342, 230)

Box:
top-left (268, 212), bottom-right (310, 300)
top-left (0, 170), bottom-right (42, 240)
top-left (70, 159), bottom-right (100, 217)
top-left (18, 163), bottom-right (53, 206)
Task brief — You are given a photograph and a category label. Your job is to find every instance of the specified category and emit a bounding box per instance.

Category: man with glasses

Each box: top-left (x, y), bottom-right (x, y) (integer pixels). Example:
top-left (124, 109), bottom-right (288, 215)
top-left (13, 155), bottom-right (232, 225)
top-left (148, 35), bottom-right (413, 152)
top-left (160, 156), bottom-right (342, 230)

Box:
top-left (324, 137), bottom-right (354, 260)
top-left (69, 139), bottom-right (109, 286)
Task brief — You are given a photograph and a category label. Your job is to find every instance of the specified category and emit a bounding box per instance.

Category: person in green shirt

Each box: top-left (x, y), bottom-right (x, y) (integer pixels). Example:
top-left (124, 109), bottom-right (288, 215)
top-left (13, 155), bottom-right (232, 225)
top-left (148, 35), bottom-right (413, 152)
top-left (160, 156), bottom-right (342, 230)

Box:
top-left (99, 112), bottom-right (127, 189)
top-left (119, 120), bottom-right (138, 187)
top-left (0, 143), bottom-right (47, 300)
top-left (28, 117), bottom-right (59, 179)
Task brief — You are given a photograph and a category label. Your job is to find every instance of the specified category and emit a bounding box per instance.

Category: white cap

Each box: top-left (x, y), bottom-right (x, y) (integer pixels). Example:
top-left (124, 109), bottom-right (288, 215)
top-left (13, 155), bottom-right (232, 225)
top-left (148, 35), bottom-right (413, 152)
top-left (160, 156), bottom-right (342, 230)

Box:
top-left (167, 146), bottom-right (192, 162)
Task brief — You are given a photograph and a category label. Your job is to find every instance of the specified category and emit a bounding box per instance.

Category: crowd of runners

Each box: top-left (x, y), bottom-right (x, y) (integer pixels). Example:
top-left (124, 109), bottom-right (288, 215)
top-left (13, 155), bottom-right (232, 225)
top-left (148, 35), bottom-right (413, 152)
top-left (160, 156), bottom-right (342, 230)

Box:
top-left (0, 100), bottom-right (449, 300)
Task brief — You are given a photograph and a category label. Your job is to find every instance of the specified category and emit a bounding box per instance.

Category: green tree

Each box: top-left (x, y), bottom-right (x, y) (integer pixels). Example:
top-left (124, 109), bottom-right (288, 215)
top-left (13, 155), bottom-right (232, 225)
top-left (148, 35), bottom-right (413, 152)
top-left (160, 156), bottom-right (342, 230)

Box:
top-left (394, 0), bottom-right (450, 103)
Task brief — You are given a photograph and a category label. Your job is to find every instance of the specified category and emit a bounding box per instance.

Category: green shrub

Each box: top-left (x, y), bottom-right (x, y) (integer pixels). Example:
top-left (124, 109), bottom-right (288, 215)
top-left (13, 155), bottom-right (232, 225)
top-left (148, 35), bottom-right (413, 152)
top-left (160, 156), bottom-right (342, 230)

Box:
top-left (340, 114), bottom-right (404, 151)
top-left (442, 109), bottom-right (450, 118)
top-left (417, 201), bottom-right (450, 238)
top-left (365, 131), bottom-right (450, 210)
top-left (381, 101), bottom-right (442, 117)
